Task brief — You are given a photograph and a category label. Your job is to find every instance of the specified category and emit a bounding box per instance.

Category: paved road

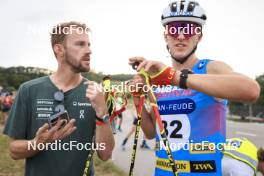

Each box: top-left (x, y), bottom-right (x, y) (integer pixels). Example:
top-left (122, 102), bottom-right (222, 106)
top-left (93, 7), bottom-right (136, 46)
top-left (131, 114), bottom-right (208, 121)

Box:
top-left (112, 109), bottom-right (156, 176)
top-left (226, 120), bottom-right (264, 147)
top-left (112, 109), bottom-right (264, 176)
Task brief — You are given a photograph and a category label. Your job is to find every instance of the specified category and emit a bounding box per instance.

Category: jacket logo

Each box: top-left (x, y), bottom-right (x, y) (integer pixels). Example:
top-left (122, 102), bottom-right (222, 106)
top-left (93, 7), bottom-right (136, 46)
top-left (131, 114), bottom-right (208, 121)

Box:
top-left (190, 161), bottom-right (216, 173)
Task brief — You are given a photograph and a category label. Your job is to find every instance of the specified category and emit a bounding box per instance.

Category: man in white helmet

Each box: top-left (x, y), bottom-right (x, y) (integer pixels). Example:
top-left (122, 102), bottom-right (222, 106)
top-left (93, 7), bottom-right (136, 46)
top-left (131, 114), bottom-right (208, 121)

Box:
top-left (129, 0), bottom-right (260, 175)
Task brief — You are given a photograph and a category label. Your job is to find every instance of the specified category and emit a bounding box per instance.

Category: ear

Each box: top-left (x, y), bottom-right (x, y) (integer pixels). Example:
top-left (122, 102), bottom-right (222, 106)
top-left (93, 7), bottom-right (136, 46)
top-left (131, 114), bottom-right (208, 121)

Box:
top-left (198, 33), bottom-right (203, 42)
top-left (163, 31), bottom-right (169, 43)
top-left (53, 44), bottom-right (65, 58)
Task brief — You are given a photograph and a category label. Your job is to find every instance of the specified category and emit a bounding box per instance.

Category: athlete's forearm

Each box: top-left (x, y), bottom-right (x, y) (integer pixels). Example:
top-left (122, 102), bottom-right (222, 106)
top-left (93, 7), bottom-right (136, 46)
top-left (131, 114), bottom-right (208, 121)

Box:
top-left (9, 139), bottom-right (40, 160)
top-left (96, 123), bottom-right (115, 161)
top-left (141, 106), bottom-right (156, 139)
top-left (183, 73), bottom-right (260, 102)
top-left (148, 61), bottom-right (260, 102)
top-left (140, 89), bottom-right (159, 139)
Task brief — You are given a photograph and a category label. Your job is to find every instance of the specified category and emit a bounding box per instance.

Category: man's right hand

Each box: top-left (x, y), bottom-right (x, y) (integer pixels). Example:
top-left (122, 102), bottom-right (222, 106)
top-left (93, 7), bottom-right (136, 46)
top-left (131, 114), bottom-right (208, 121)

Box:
top-left (129, 57), bottom-right (167, 76)
top-left (34, 119), bottom-right (76, 145)
top-left (8, 119), bottom-right (76, 160)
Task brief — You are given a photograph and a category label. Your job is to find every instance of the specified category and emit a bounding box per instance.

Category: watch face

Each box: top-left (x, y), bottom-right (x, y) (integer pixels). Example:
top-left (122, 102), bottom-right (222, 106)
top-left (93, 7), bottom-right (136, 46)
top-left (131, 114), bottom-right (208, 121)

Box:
top-left (180, 72), bottom-right (187, 78)
top-left (103, 115), bottom-right (110, 123)
top-left (181, 69), bottom-right (192, 78)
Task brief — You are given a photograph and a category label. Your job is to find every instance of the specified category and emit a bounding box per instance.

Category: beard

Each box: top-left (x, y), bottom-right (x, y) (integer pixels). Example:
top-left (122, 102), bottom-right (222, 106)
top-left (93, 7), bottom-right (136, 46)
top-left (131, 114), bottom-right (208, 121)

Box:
top-left (65, 52), bottom-right (90, 73)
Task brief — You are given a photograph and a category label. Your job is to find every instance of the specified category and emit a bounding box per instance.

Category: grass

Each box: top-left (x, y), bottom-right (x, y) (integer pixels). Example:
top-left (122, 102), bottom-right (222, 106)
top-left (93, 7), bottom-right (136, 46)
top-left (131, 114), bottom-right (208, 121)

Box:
top-left (94, 155), bottom-right (126, 176)
top-left (0, 121), bottom-right (126, 176)
top-left (0, 133), bottom-right (24, 176)
top-left (0, 112), bottom-right (3, 124)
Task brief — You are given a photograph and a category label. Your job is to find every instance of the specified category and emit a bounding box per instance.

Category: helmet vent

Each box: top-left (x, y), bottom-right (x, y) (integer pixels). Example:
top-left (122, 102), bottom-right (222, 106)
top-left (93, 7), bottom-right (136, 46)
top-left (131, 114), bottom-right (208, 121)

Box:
top-left (180, 1), bottom-right (185, 11)
top-left (170, 2), bottom-right (177, 12)
top-left (187, 1), bottom-right (195, 12)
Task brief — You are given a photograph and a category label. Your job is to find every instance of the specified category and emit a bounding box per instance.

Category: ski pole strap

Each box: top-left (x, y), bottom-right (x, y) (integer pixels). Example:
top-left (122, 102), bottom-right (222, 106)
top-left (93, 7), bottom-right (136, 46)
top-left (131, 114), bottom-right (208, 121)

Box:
top-left (132, 63), bottom-right (178, 176)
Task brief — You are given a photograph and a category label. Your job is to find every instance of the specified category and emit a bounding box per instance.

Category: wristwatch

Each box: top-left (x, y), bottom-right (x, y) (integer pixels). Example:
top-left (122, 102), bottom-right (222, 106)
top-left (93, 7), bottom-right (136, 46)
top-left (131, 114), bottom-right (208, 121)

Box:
top-left (179, 69), bottom-right (193, 89)
top-left (96, 114), bottom-right (110, 124)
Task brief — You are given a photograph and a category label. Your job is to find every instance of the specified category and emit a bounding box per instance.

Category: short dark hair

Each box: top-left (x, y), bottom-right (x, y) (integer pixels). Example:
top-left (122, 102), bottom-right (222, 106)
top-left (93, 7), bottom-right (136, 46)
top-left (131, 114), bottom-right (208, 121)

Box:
top-left (258, 148), bottom-right (264, 162)
top-left (102, 75), bottom-right (111, 81)
top-left (50, 21), bottom-right (90, 47)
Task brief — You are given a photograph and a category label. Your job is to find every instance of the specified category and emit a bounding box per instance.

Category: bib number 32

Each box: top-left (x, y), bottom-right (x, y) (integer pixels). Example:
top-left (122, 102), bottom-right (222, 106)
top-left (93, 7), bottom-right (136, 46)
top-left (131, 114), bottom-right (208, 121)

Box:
top-left (159, 114), bottom-right (191, 151)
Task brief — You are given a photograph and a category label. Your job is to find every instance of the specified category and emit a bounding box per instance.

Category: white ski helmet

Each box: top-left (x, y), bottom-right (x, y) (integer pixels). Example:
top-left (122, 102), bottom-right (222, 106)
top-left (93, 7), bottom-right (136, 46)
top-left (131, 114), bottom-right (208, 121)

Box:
top-left (161, 0), bottom-right (207, 26)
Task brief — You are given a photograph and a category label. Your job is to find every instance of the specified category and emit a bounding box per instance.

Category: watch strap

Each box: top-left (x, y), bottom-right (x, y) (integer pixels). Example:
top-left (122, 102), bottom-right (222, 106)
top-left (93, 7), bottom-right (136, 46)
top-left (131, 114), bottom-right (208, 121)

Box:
top-left (179, 69), bottom-right (193, 89)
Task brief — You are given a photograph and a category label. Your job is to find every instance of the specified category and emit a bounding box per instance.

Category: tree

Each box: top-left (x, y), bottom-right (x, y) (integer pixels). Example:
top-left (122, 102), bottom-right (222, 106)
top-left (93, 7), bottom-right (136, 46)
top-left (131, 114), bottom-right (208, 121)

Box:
top-left (0, 66), bottom-right (135, 90)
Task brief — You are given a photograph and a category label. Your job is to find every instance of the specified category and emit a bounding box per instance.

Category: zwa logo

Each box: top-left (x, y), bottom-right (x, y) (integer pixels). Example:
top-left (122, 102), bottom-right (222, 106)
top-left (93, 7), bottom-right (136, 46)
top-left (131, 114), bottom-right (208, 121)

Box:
top-left (190, 161), bottom-right (216, 173)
